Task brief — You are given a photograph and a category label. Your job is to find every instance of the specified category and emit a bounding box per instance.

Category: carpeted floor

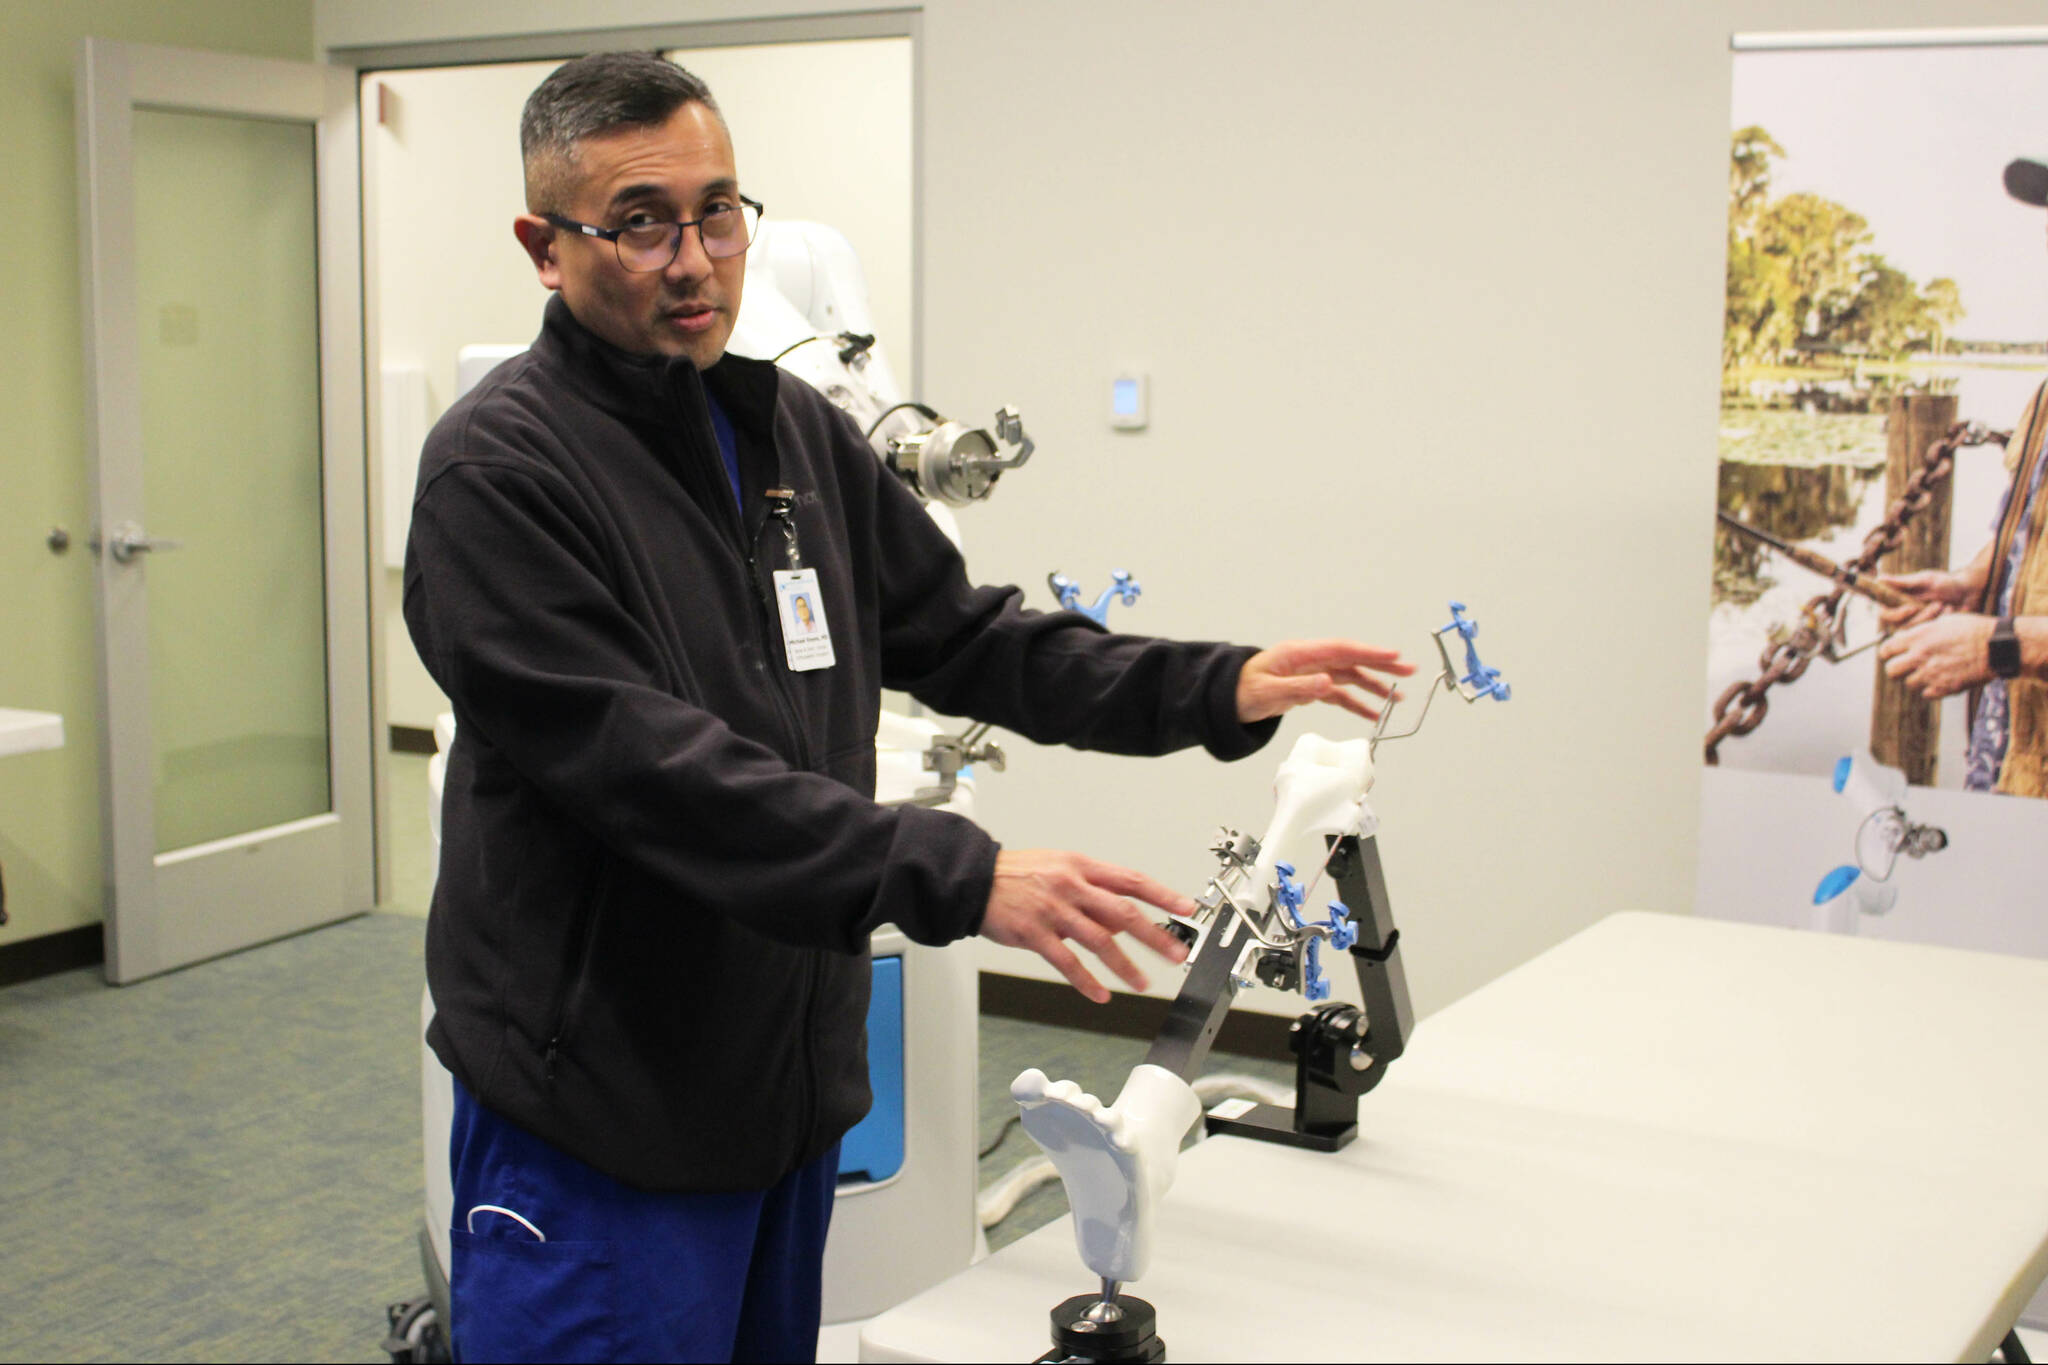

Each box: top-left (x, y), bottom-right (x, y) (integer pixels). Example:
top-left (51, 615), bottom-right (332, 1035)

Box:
top-left (10, 910), bottom-right (2038, 1363)
top-left (0, 914), bottom-right (430, 1363)
top-left (0, 908), bottom-right (1283, 1362)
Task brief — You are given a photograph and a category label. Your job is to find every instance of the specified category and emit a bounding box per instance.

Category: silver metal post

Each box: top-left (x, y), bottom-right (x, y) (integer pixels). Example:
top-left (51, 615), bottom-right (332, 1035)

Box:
top-left (1082, 1278), bottom-right (1124, 1324)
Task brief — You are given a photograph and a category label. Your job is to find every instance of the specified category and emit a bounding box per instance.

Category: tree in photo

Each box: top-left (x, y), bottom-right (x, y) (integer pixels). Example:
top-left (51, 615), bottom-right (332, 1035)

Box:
top-left (1723, 127), bottom-right (1966, 384)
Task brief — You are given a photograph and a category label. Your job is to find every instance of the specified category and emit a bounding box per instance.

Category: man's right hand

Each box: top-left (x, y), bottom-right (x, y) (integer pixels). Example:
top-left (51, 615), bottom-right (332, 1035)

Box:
top-left (1878, 569), bottom-right (1977, 630)
top-left (979, 850), bottom-right (1195, 1004)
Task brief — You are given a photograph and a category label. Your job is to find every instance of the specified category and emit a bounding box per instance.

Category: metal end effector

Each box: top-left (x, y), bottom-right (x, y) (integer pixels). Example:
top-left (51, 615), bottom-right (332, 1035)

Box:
top-left (869, 402), bottom-right (1035, 507)
top-left (911, 720), bottom-right (1006, 808)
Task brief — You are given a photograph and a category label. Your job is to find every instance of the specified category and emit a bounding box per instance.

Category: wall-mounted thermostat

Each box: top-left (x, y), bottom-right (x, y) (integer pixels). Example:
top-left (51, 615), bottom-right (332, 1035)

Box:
top-left (1110, 373), bottom-right (1148, 430)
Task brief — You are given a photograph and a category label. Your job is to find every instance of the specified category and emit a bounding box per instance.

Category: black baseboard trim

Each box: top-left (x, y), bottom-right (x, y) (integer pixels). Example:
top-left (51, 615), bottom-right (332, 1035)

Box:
top-left (978, 971), bottom-right (1294, 1063)
top-left (0, 923), bottom-right (105, 989)
top-left (391, 725), bottom-right (437, 755)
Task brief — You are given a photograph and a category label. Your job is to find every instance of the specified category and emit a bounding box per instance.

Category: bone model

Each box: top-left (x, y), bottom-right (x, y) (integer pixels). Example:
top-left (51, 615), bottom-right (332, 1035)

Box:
top-left (1012, 732), bottom-right (1377, 1286)
top-left (1011, 1064), bottom-right (1202, 1285)
top-left (1239, 733), bottom-right (1375, 912)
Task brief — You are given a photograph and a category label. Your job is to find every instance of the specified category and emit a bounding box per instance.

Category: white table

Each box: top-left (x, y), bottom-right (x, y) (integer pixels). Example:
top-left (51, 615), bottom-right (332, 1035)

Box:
top-left (862, 913), bottom-right (2048, 1362)
top-left (0, 708), bottom-right (63, 758)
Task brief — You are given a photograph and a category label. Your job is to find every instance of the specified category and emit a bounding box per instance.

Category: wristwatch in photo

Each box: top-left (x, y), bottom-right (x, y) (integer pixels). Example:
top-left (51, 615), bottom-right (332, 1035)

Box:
top-left (1989, 614), bottom-right (2022, 680)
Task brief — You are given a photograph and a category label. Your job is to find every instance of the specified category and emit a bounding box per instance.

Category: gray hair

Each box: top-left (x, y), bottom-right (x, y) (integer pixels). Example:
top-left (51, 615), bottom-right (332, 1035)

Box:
top-left (520, 52), bottom-right (720, 212)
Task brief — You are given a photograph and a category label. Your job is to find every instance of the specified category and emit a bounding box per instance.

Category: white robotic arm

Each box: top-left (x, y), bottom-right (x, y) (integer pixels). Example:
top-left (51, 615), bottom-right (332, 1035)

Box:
top-left (726, 221), bottom-right (902, 427)
top-left (727, 219), bottom-right (1033, 509)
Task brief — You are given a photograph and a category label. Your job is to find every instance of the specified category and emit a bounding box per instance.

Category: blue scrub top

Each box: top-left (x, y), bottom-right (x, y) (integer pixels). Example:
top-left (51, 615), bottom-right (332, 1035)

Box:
top-left (705, 388), bottom-right (742, 512)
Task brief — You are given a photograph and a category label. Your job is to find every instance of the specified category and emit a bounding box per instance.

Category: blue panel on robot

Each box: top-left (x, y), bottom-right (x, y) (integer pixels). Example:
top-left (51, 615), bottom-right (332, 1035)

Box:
top-left (837, 954), bottom-right (906, 1184)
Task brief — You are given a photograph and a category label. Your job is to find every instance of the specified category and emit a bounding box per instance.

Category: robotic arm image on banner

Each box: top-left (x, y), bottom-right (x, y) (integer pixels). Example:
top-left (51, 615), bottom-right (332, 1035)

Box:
top-left (1011, 602), bottom-right (1510, 1365)
top-left (1809, 750), bottom-right (1949, 932)
top-left (399, 220), bottom-right (1047, 1361)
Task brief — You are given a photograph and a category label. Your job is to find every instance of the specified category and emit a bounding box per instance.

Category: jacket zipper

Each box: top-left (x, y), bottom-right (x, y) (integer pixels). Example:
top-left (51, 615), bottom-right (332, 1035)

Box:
top-left (675, 370), bottom-right (821, 1151)
top-left (673, 372), bottom-right (813, 772)
top-left (544, 859), bottom-right (610, 1083)
top-left (741, 531), bottom-right (821, 1154)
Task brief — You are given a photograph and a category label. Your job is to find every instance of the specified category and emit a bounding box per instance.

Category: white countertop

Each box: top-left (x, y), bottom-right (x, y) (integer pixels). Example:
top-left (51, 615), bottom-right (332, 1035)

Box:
top-left (862, 913), bottom-right (2048, 1363)
top-left (0, 709), bottom-right (63, 759)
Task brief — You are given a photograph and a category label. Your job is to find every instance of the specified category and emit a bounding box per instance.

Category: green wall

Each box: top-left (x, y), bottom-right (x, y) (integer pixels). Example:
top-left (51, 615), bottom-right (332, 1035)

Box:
top-left (0, 2), bottom-right (314, 949)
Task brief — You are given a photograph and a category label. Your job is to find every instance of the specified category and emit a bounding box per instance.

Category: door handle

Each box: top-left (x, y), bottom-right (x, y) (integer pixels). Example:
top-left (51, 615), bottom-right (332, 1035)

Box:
top-left (96, 522), bottom-right (184, 564)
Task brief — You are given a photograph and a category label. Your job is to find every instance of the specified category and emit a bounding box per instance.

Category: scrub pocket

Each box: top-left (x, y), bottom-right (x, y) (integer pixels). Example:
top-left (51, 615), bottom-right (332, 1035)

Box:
top-left (448, 1226), bottom-right (618, 1364)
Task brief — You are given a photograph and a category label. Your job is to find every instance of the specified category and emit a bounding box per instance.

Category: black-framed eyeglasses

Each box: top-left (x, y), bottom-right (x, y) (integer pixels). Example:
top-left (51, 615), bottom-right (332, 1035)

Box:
top-left (544, 195), bottom-right (764, 272)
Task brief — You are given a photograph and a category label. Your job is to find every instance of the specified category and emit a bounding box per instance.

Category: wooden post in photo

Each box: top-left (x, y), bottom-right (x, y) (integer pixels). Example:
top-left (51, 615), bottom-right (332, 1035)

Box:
top-left (1870, 392), bottom-right (1955, 786)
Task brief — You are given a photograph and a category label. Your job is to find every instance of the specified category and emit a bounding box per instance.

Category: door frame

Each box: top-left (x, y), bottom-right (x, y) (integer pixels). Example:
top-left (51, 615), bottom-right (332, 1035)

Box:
top-left (75, 38), bottom-right (374, 981)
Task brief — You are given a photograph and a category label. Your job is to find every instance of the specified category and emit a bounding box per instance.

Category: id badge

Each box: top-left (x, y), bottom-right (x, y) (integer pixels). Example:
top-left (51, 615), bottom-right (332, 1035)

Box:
top-left (773, 569), bottom-right (837, 672)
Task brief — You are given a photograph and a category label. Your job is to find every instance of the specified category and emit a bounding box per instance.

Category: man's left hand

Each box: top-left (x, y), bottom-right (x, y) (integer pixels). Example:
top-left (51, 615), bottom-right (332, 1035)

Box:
top-left (1238, 639), bottom-right (1416, 725)
top-left (1877, 613), bottom-right (1995, 700)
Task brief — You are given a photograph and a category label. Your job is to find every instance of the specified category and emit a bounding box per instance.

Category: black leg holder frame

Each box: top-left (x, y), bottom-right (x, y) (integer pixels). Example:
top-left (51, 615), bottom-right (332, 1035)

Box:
top-left (1035, 833), bottom-right (1415, 1362)
top-left (1200, 833), bottom-right (1414, 1152)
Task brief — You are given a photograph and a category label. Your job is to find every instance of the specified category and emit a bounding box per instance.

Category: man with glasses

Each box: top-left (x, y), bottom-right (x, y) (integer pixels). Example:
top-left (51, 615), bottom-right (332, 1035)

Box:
top-left (405, 51), bottom-right (1411, 1362)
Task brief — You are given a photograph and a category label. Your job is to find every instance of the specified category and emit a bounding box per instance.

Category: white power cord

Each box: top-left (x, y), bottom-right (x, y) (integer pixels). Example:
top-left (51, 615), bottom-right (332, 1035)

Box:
top-left (976, 1154), bottom-right (1059, 1228)
top-left (975, 1071), bottom-right (1292, 1230)
top-left (1193, 1072), bottom-right (1290, 1109)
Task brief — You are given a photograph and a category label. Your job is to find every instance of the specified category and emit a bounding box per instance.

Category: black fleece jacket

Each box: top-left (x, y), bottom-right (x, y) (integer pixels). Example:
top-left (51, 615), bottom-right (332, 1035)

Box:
top-left (404, 294), bottom-right (1276, 1192)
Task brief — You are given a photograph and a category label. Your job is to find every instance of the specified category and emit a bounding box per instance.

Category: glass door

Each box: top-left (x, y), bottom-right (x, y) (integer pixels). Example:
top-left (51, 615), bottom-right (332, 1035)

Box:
top-left (76, 40), bottom-right (373, 982)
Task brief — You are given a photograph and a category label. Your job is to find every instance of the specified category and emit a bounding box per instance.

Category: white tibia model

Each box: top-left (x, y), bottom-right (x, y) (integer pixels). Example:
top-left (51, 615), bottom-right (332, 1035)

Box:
top-left (1011, 1064), bottom-right (1203, 1285)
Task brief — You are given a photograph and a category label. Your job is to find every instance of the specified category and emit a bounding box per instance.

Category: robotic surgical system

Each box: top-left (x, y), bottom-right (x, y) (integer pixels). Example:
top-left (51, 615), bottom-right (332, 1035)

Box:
top-left (1012, 602), bottom-right (1511, 1365)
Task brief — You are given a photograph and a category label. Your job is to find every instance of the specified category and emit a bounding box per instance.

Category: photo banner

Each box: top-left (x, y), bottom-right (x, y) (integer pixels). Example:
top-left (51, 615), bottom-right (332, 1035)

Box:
top-left (1699, 33), bottom-right (2048, 958)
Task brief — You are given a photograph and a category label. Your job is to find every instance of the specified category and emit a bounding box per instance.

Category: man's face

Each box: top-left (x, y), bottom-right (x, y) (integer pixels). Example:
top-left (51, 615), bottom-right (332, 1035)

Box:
top-left (518, 102), bottom-right (746, 367)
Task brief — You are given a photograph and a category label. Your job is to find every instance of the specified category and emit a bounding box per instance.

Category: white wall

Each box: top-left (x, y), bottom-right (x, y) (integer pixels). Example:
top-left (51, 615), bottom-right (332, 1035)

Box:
top-left (364, 39), bottom-right (911, 730)
top-left (324, 0), bottom-right (2048, 1020)
top-left (677, 38), bottom-right (913, 365)
top-left (363, 59), bottom-right (558, 731)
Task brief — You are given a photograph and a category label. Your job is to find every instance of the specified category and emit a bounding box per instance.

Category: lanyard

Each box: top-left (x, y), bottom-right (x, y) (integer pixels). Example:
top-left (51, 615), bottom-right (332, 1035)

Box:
top-left (765, 488), bottom-right (803, 571)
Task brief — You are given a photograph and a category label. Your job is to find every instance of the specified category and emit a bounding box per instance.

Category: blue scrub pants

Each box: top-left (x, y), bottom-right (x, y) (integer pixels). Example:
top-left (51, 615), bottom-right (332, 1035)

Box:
top-left (448, 1077), bottom-right (839, 1364)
